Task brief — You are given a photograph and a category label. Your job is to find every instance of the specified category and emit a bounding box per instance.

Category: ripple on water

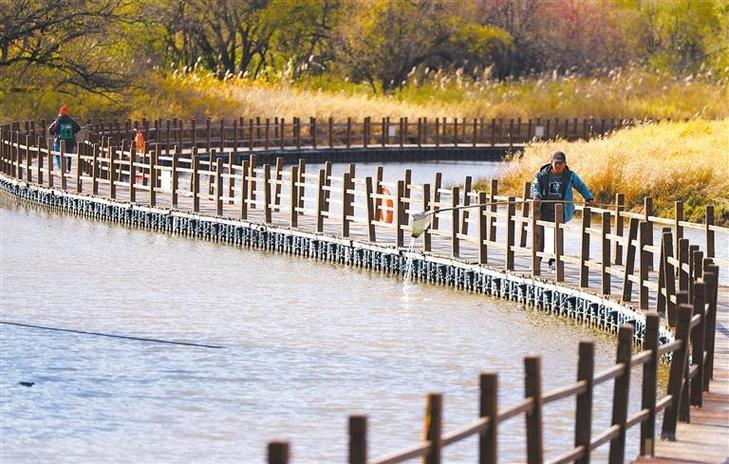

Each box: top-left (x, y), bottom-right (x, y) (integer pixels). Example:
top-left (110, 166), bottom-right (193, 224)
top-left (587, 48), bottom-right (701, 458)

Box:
top-left (1, 197), bottom-right (642, 463)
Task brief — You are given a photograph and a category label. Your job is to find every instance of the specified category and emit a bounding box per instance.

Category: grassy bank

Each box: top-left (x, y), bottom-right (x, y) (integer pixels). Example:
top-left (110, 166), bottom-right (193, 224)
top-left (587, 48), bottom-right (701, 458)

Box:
top-left (2, 68), bottom-right (728, 123)
top-left (488, 120), bottom-right (729, 225)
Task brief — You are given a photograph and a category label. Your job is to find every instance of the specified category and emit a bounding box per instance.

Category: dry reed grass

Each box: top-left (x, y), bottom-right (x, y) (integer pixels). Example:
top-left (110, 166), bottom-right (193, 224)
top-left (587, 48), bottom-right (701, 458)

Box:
top-left (489, 119), bottom-right (729, 224)
top-left (124, 69), bottom-right (729, 121)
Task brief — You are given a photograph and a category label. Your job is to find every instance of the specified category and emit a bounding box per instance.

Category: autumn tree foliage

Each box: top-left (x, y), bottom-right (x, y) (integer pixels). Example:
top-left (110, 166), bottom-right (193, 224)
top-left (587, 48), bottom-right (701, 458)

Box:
top-left (1, 0), bottom-right (727, 96)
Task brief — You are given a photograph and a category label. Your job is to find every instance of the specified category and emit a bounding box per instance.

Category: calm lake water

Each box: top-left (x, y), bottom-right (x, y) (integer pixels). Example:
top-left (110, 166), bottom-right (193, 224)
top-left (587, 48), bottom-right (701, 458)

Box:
top-left (1, 184), bottom-right (643, 463)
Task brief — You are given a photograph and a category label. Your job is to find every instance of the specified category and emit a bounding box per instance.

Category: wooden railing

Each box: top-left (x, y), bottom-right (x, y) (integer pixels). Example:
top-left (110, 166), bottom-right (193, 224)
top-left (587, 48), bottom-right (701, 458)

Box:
top-left (0, 126), bottom-right (725, 463)
top-left (3, 116), bottom-right (646, 152)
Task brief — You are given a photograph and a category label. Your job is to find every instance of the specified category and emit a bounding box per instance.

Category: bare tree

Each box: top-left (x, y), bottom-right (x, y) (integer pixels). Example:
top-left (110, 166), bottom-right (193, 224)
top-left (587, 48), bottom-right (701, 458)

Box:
top-left (0, 0), bottom-right (129, 93)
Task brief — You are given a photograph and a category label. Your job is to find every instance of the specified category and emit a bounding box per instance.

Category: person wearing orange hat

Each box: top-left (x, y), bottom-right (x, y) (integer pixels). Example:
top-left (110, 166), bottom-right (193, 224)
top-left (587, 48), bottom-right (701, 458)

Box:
top-left (48, 105), bottom-right (81, 172)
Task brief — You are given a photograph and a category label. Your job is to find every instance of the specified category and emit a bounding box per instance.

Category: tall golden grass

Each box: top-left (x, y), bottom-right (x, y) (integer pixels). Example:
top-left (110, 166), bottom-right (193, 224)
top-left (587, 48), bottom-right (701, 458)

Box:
top-left (125, 69), bottom-right (729, 121)
top-left (490, 120), bottom-right (729, 224)
top-left (3, 68), bottom-right (726, 122)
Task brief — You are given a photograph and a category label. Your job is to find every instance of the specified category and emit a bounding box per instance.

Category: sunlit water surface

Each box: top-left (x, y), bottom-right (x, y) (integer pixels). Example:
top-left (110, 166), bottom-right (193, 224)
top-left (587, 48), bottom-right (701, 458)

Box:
top-left (1, 191), bottom-right (643, 463)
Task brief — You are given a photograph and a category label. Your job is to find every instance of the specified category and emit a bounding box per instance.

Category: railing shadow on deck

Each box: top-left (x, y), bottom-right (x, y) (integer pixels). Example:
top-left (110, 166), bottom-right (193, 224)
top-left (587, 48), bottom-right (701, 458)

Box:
top-left (0, 122), bottom-right (726, 463)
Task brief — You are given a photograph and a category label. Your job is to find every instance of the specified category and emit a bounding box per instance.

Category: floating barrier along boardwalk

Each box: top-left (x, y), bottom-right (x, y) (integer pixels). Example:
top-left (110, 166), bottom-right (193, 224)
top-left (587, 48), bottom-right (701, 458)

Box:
top-left (1, 121), bottom-right (727, 463)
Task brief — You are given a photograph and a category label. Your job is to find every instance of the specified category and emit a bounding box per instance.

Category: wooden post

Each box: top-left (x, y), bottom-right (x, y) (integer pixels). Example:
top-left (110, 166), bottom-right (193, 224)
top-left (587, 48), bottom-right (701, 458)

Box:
top-left (362, 116), bottom-right (372, 148)
top-left (431, 172), bottom-right (442, 230)
top-left (171, 145), bottom-right (179, 208)
top-left (36, 136), bottom-right (43, 184)
top-left (424, 393), bottom-right (442, 464)
top-left (531, 204), bottom-right (540, 275)
top-left (621, 218), bottom-right (640, 302)
top-left (488, 179), bottom-right (498, 243)
top-left (216, 157), bottom-right (224, 216)
top-left (678, 238), bottom-right (690, 294)
top-left (574, 342), bottom-right (595, 464)
top-left (365, 177), bottom-right (376, 242)
top-left (323, 161), bottom-right (332, 214)
top-left (451, 186), bottom-right (460, 257)
top-left (703, 266), bottom-right (719, 386)
top-left (640, 313), bottom-right (660, 457)
top-left (59, 140), bottom-right (67, 190)
top-left (460, 176), bottom-right (472, 235)
top-left (519, 182), bottom-right (531, 247)
top-left (273, 157), bottom-right (283, 210)
top-left (608, 325), bottom-right (633, 464)
top-left (267, 441), bottom-right (289, 464)
top-left (280, 117), bottom-right (286, 150)
top-left (310, 117), bottom-right (317, 149)
top-left (662, 232), bottom-right (677, 326)
top-left (192, 147), bottom-right (199, 212)
top-left (555, 204), bottom-right (564, 281)
top-left (249, 154), bottom-right (257, 208)
top-left (129, 142), bottom-right (136, 202)
top-left (296, 159), bottom-right (305, 216)
top-left (315, 169), bottom-right (325, 233)
top-left (75, 150), bottom-right (82, 193)
top-left (478, 191), bottom-right (488, 265)
top-left (91, 143), bottom-right (99, 195)
top-left (435, 118), bottom-right (440, 147)
top-left (396, 180), bottom-right (405, 248)
top-left (614, 193), bottom-right (625, 265)
top-left (248, 118), bottom-right (255, 151)
top-left (601, 211), bottom-right (611, 295)
top-left (109, 145), bottom-right (116, 199)
top-left (661, 302), bottom-right (692, 440)
top-left (580, 207), bottom-right (591, 287)
top-left (238, 158), bottom-right (249, 219)
top-left (525, 356), bottom-right (543, 464)
top-left (472, 118), bottom-right (478, 146)
top-left (46, 138), bottom-right (53, 188)
top-left (480, 372), bottom-right (498, 464)
top-left (342, 171), bottom-right (353, 237)
top-left (399, 117), bottom-right (405, 147)
top-left (689, 281), bottom-right (706, 406)
top-left (149, 146), bottom-right (157, 207)
top-left (506, 197), bottom-right (515, 270)
top-left (263, 163), bottom-right (272, 224)
top-left (490, 118), bottom-right (496, 146)
top-left (453, 117), bottom-right (458, 147)
top-left (349, 415), bottom-right (367, 464)
top-left (346, 117), bottom-right (352, 148)
top-left (422, 183), bottom-right (432, 252)
top-left (329, 117), bottom-right (335, 148)
top-left (24, 134), bottom-right (31, 182)
top-left (282, 164), bottom-right (294, 227)
top-left (639, 221), bottom-right (651, 310)
top-left (508, 119), bottom-right (514, 149)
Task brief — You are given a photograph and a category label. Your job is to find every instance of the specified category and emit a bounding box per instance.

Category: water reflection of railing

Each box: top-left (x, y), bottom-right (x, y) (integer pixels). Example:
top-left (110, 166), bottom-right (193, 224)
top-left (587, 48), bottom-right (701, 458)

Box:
top-left (0, 127), bottom-right (725, 464)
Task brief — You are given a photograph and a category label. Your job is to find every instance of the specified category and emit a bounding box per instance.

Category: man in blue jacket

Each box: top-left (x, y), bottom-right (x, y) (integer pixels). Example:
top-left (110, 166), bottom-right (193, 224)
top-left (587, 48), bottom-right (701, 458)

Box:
top-left (531, 151), bottom-right (597, 268)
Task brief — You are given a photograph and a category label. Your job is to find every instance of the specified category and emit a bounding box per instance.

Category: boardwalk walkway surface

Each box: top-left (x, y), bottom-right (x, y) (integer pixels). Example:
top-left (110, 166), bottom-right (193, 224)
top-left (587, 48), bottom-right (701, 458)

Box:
top-left (636, 300), bottom-right (729, 464)
top-left (2, 142), bottom-right (728, 463)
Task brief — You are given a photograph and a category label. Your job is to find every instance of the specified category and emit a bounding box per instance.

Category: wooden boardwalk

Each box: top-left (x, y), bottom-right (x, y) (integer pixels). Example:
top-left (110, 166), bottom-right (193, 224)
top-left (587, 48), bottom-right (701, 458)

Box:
top-left (2, 138), bottom-right (728, 463)
top-left (635, 300), bottom-right (729, 464)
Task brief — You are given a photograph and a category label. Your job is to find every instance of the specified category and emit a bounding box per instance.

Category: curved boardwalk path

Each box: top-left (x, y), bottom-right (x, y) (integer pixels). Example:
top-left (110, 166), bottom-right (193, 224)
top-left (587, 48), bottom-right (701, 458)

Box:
top-left (1, 130), bottom-right (728, 463)
top-left (636, 311), bottom-right (729, 464)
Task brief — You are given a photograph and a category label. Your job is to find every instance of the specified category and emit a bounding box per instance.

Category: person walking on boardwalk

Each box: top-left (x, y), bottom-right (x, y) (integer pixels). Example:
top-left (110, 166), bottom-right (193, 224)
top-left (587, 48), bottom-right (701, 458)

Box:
top-left (48, 105), bottom-right (81, 172)
top-left (531, 151), bottom-right (597, 269)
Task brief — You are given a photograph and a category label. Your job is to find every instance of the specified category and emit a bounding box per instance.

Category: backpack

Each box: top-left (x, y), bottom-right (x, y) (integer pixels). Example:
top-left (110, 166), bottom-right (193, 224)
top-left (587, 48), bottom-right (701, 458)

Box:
top-left (59, 121), bottom-right (74, 140)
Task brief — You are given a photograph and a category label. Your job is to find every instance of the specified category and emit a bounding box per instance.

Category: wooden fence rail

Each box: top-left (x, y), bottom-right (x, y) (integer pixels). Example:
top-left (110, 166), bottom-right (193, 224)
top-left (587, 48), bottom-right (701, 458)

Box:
top-left (0, 126), bottom-right (725, 463)
top-left (4, 116), bottom-right (652, 153)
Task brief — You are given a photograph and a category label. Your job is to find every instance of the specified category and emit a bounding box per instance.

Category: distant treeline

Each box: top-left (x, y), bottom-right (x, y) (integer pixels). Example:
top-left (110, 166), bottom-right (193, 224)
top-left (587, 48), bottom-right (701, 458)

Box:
top-left (2, 0), bottom-right (728, 97)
